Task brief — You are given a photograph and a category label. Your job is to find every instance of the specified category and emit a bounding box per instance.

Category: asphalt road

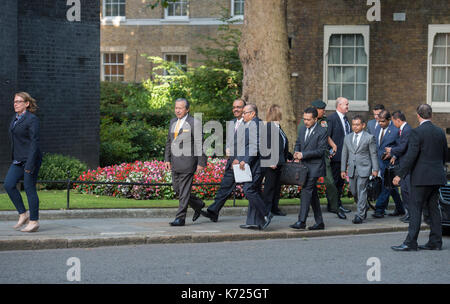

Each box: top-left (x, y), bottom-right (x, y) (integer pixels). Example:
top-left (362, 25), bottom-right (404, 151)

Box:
top-left (0, 232), bottom-right (449, 284)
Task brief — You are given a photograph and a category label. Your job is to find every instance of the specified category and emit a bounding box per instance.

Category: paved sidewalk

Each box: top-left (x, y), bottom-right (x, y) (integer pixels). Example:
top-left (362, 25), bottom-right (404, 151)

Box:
top-left (0, 205), bottom-right (421, 251)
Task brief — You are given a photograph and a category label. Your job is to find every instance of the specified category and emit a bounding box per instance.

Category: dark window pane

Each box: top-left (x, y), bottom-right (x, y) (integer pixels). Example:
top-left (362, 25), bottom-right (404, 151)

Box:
top-left (330, 34), bottom-right (341, 46)
top-left (342, 47), bottom-right (354, 64)
top-left (343, 34), bottom-right (355, 46)
top-left (432, 85), bottom-right (445, 101)
top-left (342, 84), bottom-right (355, 100)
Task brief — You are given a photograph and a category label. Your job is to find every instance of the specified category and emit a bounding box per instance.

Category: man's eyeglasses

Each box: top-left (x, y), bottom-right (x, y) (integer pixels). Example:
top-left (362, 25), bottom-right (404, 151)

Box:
top-left (243, 111), bottom-right (254, 115)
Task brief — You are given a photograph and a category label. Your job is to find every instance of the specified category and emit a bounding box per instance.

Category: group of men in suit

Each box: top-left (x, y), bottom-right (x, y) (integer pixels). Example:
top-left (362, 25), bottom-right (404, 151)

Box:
top-left (164, 97), bottom-right (448, 250)
top-left (165, 98), bottom-right (273, 229)
top-left (332, 100), bottom-right (447, 250)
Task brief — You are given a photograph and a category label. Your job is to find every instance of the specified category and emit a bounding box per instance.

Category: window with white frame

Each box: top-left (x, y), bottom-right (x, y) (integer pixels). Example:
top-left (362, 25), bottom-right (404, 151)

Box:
top-left (428, 25), bottom-right (450, 111)
top-left (164, 54), bottom-right (187, 74)
top-left (323, 26), bottom-right (370, 111)
top-left (103, 0), bottom-right (126, 18)
top-left (102, 53), bottom-right (124, 82)
top-left (165, 0), bottom-right (188, 19)
top-left (232, 0), bottom-right (244, 17)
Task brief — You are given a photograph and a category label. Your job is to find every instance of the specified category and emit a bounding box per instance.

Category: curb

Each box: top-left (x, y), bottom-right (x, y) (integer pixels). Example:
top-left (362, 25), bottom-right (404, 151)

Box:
top-left (0, 205), bottom-right (364, 220)
top-left (0, 224), bottom-right (426, 252)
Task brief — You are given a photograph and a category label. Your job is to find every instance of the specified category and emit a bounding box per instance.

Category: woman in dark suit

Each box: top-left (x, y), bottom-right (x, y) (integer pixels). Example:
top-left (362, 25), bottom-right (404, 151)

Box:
top-left (4, 92), bottom-right (42, 232)
top-left (262, 105), bottom-right (291, 216)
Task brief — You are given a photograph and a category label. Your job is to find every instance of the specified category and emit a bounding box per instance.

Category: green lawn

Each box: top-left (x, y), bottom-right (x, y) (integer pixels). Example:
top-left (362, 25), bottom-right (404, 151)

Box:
top-left (0, 190), bottom-right (355, 211)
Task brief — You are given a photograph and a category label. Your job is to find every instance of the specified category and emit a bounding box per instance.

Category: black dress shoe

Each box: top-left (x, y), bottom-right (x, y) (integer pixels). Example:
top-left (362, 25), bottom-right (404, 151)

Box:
top-left (389, 210), bottom-right (405, 217)
top-left (400, 215), bottom-right (410, 223)
top-left (418, 244), bottom-right (442, 250)
top-left (261, 213), bottom-right (273, 230)
top-left (308, 223), bottom-right (325, 230)
top-left (169, 218), bottom-right (185, 226)
top-left (290, 221), bottom-right (306, 229)
top-left (372, 212), bottom-right (384, 218)
top-left (193, 203), bottom-right (206, 222)
top-left (272, 209), bottom-right (286, 216)
top-left (337, 210), bottom-right (347, 220)
top-left (352, 216), bottom-right (363, 224)
top-left (339, 205), bottom-right (351, 213)
top-left (201, 210), bottom-right (218, 222)
top-left (192, 210), bottom-right (201, 222)
top-left (239, 224), bottom-right (260, 230)
top-left (391, 243), bottom-right (418, 251)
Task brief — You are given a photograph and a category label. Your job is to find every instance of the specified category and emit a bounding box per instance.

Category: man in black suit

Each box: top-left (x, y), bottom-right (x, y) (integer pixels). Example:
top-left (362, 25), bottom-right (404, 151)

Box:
top-left (326, 97), bottom-right (352, 213)
top-left (238, 104), bottom-right (273, 230)
top-left (199, 98), bottom-right (246, 222)
top-left (392, 104), bottom-right (448, 251)
top-left (366, 104), bottom-right (385, 135)
top-left (290, 107), bottom-right (327, 230)
top-left (385, 111), bottom-right (412, 222)
top-left (164, 98), bottom-right (207, 226)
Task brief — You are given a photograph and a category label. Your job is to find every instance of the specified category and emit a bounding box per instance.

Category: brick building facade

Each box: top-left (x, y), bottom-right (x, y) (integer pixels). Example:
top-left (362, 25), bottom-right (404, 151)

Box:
top-left (0, 0), bottom-right (100, 179)
top-left (100, 0), bottom-right (242, 82)
top-left (101, 0), bottom-right (449, 147)
top-left (287, 0), bottom-right (449, 144)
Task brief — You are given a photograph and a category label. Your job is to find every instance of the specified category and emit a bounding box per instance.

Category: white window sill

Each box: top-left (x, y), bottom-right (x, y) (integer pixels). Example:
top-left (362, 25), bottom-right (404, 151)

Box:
top-left (163, 16), bottom-right (189, 23)
top-left (101, 16), bottom-right (126, 25)
top-left (325, 101), bottom-right (369, 112)
top-left (228, 15), bottom-right (244, 22)
top-left (430, 103), bottom-right (450, 113)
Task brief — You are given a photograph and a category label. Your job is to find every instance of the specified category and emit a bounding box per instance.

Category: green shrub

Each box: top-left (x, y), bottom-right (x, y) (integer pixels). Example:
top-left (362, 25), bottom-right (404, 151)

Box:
top-left (100, 117), bottom-right (167, 166)
top-left (38, 153), bottom-right (88, 189)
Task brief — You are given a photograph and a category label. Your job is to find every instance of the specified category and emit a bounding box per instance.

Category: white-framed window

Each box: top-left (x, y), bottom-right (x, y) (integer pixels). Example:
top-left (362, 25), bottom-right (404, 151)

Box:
top-left (103, 0), bottom-right (126, 18)
top-left (323, 25), bottom-right (370, 111)
top-left (164, 53), bottom-right (187, 75)
top-left (164, 0), bottom-right (189, 20)
top-left (427, 25), bottom-right (450, 112)
top-left (231, 0), bottom-right (244, 17)
top-left (102, 53), bottom-right (124, 82)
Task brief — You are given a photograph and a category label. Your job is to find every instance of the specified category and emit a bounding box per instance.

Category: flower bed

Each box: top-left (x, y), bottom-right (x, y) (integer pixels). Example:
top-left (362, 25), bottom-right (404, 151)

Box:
top-left (75, 157), bottom-right (346, 200)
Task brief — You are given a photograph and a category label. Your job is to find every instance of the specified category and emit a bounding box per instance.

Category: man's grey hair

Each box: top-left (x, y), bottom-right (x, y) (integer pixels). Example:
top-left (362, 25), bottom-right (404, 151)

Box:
top-left (416, 104), bottom-right (432, 119)
top-left (245, 103), bottom-right (258, 116)
top-left (335, 97), bottom-right (348, 108)
top-left (175, 98), bottom-right (190, 110)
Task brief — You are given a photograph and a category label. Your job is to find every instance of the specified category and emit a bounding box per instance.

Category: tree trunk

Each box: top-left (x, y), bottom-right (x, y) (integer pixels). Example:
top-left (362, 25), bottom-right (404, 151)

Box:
top-left (238, 0), bottom-right (296, 146)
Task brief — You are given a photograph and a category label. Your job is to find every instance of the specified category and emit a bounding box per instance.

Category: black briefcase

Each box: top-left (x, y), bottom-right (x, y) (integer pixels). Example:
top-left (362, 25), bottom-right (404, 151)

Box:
top-left (367, 176), bottom-right (382, 202)
top-left (279, 161), bottom-right (309, 186)
top-left (383, 165), bottom-right (399, 189)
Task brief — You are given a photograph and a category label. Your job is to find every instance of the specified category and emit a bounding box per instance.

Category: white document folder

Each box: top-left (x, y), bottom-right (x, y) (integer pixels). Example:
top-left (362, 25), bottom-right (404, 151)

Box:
top-left (232, 164), bottom-right (252, 183)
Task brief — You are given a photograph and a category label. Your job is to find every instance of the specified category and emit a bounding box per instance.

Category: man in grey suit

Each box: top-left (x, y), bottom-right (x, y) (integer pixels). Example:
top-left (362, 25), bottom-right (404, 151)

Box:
top-left (341, 115), bottom-right (379, 224)
top-left (290, 107), bottom-right (328, 230)
top-left (164, 98), bottom-right (207, 226)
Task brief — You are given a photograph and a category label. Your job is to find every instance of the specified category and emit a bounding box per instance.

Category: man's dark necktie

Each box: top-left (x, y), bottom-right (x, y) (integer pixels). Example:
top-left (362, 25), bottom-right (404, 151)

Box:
top-left (353, 133), bottom-right (359, 148)
top-left (305, 128), bottom-right (311, 142)
top-left (380, 128), bottom-right (386, 144)
top-left (343, 116), bottom-right (350, 135)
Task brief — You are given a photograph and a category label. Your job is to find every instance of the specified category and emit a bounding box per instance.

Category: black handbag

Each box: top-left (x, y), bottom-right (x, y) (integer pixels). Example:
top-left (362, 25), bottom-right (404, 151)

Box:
top-left (279, 161), bottom-right (309, 186)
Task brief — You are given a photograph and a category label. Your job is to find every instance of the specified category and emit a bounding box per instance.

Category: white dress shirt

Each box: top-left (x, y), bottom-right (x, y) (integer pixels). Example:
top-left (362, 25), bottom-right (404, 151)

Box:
top-left (336, 111), bottom-right (350, 135)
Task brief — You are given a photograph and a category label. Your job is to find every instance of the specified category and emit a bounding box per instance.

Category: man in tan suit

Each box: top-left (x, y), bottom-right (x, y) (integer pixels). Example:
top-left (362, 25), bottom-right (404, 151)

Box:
top-left (164, 98), bottom-right (207, 226)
